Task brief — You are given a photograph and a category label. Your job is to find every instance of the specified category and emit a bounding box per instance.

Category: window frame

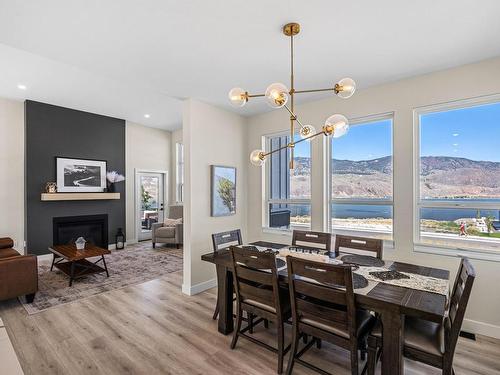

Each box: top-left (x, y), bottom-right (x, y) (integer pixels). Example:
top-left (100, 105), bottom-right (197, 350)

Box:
top-left (263, 130), bottom-right (312, 232)
top-left (327, 112), bottom-right (395, 240)
top-left (413, 94), bottom-right (500, 255)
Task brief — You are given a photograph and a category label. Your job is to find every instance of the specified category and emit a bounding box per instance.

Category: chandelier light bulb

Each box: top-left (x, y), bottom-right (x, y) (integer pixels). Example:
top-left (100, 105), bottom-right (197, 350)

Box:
top-left (228, 87), bottom-right (248, 107)
top-left (299, 125), bottom-right (316, 139)
top-left (265, 83), bottom-right (289, 108)
top-left (334, 78), bottom-right (356, 99)
top-left (249, 149), bottom-right (266, 166)
top-left (324, 114), bottom-right (349, 138)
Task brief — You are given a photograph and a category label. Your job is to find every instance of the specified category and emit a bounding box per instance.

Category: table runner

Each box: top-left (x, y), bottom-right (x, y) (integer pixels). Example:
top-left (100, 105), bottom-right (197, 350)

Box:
top-left (249, 245), bottom-right (449, 296)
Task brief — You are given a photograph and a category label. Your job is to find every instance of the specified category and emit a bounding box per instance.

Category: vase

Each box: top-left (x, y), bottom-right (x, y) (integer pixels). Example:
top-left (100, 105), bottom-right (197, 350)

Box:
top-left (107, 183), bottom-right (115, 193)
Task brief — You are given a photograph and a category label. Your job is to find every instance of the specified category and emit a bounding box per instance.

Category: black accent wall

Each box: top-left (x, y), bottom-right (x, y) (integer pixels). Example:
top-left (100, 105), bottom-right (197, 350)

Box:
top-left (25, 101), bottom-right (126, 255)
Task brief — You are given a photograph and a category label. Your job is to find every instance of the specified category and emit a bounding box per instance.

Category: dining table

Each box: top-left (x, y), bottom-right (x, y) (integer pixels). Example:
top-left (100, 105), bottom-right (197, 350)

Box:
top-left (201, 240), bottom-right (449, 375)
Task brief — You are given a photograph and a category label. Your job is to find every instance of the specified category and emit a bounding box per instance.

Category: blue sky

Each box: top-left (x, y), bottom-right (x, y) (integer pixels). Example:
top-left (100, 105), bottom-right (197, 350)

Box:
top-left (294, 101), bottom-right (500, 162)
top-left (420, 102), bottom-right (500, 162)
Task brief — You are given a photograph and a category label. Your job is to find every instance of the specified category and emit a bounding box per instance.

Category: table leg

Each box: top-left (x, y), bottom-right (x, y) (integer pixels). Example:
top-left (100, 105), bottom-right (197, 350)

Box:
top-left (69, 262), bottom-right (75, 287)
top-left (102, 255), bottom-right (110, 277)
top-left (380, 308), bottom-right (404, 375)
top-left (216, 265), bottom-right (234, 335)
top-left (50, 254), bottom-right (56, 271)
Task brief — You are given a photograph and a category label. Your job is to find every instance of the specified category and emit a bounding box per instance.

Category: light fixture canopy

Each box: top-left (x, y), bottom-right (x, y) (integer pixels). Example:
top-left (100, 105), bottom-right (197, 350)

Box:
top-left (17, 84), bottom-right (27, 90)
top-left (229, 23), bottom-right (356, 168)
top-left (144, 114), bottom-right (151, 118)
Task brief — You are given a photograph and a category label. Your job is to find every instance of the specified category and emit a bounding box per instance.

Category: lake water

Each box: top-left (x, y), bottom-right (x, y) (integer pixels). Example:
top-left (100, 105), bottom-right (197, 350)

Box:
top-left (279, 200), bottom-right (500, 221)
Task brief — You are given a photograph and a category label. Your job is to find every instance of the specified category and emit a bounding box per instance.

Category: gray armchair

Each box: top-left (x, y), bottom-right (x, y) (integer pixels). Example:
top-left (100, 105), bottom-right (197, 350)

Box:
top-left (152, 205), bottom-right (183, 248)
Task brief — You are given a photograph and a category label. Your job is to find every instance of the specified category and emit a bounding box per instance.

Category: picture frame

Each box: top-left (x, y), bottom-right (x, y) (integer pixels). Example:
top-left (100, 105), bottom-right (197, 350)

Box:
top-left (56, 157), bottom-right (107, 192)
top-left (211, 165), bottom-right (236, 217)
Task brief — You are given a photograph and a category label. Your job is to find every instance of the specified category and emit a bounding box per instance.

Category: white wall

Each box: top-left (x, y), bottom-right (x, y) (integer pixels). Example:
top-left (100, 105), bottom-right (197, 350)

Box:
top-left (170, 128), bottom-right (183, 204)
top-left (246, 57), bottom-right (500, 338)
top-left (182, 99), bottom-right (247, 294)
top-left (125, 121), bottom-right (171, 242)
top-left (0, 97), bottom-right (24, 251)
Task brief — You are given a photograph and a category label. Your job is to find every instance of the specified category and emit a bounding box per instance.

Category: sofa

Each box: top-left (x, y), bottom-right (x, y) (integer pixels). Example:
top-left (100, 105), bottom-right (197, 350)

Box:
top-left (0, 237), bottom-right (38, 303)
top-left (152, 205), bottom-right (183, 248)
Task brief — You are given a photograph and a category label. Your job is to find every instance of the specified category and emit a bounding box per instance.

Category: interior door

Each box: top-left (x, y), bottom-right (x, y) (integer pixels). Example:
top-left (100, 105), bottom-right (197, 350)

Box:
top-left (137, 172), bottom-right (165, 241)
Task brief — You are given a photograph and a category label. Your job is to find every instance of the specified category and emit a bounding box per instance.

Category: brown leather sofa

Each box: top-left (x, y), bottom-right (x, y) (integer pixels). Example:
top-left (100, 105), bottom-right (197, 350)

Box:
top-left (0, 237), bottom-right (38, 303)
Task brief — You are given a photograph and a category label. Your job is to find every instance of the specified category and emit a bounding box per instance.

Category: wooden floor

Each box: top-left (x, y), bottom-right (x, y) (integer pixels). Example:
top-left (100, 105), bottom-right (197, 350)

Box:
top-left (0, 270), bottom-right (499, 375)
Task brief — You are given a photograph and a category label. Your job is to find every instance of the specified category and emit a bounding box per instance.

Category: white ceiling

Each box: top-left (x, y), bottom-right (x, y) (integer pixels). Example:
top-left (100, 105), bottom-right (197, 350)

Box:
top-left (0, 0), bottom-right (500, 130)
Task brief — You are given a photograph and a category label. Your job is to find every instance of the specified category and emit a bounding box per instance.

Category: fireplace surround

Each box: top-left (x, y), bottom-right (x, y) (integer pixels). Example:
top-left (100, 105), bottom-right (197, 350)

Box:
top-left (53, 214), bottom-right (108, 248)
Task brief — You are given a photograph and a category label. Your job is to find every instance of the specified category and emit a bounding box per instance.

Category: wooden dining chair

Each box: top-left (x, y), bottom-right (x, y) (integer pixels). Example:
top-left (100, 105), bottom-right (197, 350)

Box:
top-left (230, 246), bottom-right (291, 374)
top-left (366, 257), bottom-right (476, 375)
top-left (334, 234), bottom-right (383, 259)
top-left (211, 229), bottom-right (242, 320)
top-left (286, 257), bottom-right (376, 375)
top-left (292, 230), bottom-right (332, 251)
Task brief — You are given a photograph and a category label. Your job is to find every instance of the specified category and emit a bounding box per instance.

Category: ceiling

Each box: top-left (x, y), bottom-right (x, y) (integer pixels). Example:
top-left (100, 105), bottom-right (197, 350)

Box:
top-left (0, 0), bottom-right (499, 130)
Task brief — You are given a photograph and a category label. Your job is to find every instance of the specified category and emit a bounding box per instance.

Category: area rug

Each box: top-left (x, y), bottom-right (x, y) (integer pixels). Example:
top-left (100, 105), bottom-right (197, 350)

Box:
top-left (19, 242), bottom-right (183, 314)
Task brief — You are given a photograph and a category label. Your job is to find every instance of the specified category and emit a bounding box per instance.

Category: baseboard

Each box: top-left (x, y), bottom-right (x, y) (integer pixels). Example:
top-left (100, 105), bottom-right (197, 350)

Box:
top-left (462, 318), bottom-right (500, 339)
top-left (182, 278), bottom-right (217, 296)
top-left (126, 238), bottom-right (138, 245)
top-left (37, 253), bottom-right (53, 263)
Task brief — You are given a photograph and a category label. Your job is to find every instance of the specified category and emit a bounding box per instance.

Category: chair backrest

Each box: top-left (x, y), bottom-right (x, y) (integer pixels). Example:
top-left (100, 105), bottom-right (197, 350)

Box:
top-left (445, 258), bottom-right (475, 363)
top-left (287, 256), bottom-right (357, 339)
top-left (211, 229), bottom-right (242, 252)
top-left (230, 246), bottom-right (282, 315)
top-left (334, 234), bottom-right (383, 258)
top-left (292, 230), bottom-right (332, 251)
top-left (169, 205), bottom-right (183, 220)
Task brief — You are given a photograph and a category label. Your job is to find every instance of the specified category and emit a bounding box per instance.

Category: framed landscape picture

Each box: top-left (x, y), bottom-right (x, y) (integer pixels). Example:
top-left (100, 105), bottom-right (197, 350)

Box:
top-left (56, 157), bottom-right (107, 192)
top-left (211, 165), bottom-right (236, 217)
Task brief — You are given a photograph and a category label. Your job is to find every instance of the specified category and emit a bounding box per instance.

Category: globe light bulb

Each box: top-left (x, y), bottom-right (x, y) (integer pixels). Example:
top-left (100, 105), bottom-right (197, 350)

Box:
top-left (228, 87), bottom-right (247, 107)
top-left (249, 149), bottom-right (266, 166)
top-left (323, 114), bottom-right (349, 138)
top-left (265, 83), bottom-right (289, 108)
top-left (334, 78), bottom-right (356, 99)
top-left (299, 125), bottom-right (316, 139)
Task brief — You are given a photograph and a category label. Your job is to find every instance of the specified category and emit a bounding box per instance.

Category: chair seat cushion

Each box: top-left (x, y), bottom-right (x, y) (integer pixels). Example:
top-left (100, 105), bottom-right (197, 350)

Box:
top-left (371, 317), bottom-right (444, 357)
top-left (301, 309), bottom-right (375, 339)
top-left (156, 226), bottom-right (176, 238)
top-left (0, 248), bottom-right (21, 259)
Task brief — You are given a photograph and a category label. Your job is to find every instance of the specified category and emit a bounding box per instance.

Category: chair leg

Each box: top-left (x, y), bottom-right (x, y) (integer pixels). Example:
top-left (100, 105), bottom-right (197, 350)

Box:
top-left (152, 242), bottom-right (156, 248)
top-left (212, 298), bottom-right (220, 320)
top-left (230, 307), bottom-right (243, 349)
top-left (248, 313), bottom-right (254, 334)
top-left (25, 293), bottom-right (36, 303)
top-left (316, 338), bottom-right (322, 349)
top-left (302, 333), bottom-right (308, 344)
top-left (264, 319), bottom-right (269, 329)
top-left (350, 344), bottom-right (359, 375)
top-left (277, 321), bottom-right (285, 374)
top-left (367, 336), bottom-right (378, 375)
top-left (286, 325), bottom-right (300, 375)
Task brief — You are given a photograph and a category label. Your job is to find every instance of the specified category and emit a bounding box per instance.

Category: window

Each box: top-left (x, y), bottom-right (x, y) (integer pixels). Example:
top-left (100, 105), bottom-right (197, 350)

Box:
top-left (175, 142), bottom-right (184, 203)
top-left (329, 115), bottom-right (393, 239)
top-left (266, 133), bottom-right (311, 230)
top-left (415, 98), bottom-right (500, 251)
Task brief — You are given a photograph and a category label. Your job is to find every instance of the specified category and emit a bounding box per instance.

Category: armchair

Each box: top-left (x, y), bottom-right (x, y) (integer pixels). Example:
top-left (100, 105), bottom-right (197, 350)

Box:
top-left (152, 205), bottom-right (183, 248)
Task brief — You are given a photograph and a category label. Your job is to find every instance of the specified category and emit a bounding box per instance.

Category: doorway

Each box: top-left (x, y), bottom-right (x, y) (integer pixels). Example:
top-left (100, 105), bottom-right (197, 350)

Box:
top-left (136, 171), bottom-right (167, 241)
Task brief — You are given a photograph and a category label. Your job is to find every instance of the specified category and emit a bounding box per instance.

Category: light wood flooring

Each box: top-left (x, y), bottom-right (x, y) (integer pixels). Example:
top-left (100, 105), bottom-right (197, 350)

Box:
top-left (0, 270), bottom-right (499, 375)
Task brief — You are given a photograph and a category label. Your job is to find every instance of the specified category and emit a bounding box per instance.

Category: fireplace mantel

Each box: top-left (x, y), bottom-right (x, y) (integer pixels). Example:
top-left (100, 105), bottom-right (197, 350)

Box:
top-left (41, 193), bottom-right (120, 201)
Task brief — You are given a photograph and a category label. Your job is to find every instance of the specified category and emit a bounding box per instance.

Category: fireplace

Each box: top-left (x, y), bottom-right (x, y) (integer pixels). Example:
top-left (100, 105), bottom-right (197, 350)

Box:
top-left (53, 214), bottom-right (108, 248)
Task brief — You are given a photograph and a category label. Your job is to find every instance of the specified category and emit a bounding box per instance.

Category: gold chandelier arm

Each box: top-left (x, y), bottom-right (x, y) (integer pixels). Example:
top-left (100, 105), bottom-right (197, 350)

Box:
top-left (261, 129), bottom-right (325, 158)
top-left (283, 103), bottom-right (306, 129)
top-left (247, 93), bottom-right (265, 98)
top-left (294, 87), bottom-right (335, 94)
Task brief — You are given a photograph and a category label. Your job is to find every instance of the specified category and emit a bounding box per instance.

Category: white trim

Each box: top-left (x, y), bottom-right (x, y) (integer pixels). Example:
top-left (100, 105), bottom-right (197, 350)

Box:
top-left (182, 278), bottom-right (217, 296)
top-left (413, 94), bottom-right (500, 257)
top-left (37, 253), bottom-right (53, 263)
top-left (462, 318), bottom-right (500, 340)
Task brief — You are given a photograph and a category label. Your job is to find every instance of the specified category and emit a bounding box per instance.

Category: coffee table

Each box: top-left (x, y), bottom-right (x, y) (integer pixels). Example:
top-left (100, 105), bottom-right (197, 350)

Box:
top-left (49, 244), bottom-right (111, 286)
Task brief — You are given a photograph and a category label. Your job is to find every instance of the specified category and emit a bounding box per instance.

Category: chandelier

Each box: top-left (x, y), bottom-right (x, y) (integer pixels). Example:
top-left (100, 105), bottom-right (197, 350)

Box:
top-left (229, 22), bottom-right (356, 169)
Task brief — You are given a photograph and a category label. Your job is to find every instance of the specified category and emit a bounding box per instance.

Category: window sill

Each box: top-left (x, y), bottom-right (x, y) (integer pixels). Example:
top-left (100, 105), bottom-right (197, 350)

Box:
top-left (414, 243), bottom-right (500, 262)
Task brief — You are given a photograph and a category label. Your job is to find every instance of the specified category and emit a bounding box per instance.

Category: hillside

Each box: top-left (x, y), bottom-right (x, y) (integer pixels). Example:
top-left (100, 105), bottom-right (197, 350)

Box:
top-left (290, 156), bottom-right (500, 199)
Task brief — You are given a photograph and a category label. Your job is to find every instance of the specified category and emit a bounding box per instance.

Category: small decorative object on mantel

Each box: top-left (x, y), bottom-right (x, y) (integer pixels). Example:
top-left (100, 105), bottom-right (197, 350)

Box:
top-left (106, 171), bottom-right (125, 193)
top-left (45, 182), bottom-right (57, 193)
top-left (75, 237), bottom-right (86, 250)
top-left (115, 228), bottom-right (125, 250)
